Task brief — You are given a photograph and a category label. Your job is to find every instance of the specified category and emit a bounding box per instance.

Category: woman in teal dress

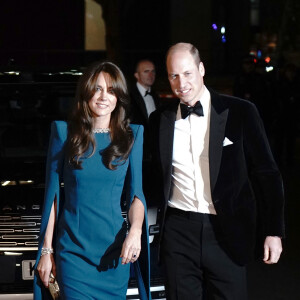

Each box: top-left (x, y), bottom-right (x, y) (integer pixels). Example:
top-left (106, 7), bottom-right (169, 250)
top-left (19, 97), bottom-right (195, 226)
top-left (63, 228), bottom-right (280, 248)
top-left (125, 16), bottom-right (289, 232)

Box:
top-left (33, 61), bottom-right (150, 299)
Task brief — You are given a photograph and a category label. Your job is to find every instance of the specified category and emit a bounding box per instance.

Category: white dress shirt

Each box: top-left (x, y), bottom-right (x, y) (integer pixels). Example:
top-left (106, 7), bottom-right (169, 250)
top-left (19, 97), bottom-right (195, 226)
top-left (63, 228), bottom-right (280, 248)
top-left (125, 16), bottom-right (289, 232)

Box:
top-left (168, 86), bottom-right (216, 215)
top-left (136, 82), bottom-right (156, 117)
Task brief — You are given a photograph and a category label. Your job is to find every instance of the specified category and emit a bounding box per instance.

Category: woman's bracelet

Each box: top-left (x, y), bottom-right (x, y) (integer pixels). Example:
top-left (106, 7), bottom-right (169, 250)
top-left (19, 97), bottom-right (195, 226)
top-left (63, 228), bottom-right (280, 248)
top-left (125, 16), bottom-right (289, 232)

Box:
top-left (41, 247), bottom-right (54, 256)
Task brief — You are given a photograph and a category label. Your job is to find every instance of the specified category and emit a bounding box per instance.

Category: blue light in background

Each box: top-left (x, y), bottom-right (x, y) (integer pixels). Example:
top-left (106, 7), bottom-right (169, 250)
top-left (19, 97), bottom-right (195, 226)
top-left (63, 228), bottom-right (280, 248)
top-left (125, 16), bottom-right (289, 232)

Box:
top-left (257, 50), bottom-right (262, 58)
top-left (212, 24), bottom-right (218, 30)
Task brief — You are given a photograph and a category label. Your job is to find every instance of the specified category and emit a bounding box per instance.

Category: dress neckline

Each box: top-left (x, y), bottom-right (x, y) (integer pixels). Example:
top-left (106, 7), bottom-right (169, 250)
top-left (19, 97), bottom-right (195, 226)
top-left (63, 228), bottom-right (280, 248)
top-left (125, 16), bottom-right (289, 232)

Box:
top-left (93, 128), bottom-right (110, 133)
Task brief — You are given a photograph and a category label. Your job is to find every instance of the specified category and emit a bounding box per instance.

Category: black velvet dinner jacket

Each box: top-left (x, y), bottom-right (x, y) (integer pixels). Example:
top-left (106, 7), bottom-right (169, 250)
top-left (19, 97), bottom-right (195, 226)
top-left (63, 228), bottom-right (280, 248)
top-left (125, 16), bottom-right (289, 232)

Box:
top-left (149, 88), bottom-right (285, 266)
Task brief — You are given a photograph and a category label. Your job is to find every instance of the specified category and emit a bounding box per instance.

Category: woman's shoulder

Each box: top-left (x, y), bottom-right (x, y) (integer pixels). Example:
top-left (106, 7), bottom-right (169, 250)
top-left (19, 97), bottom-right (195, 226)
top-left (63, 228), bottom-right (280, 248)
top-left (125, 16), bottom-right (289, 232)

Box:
top-left (52, 120), bottom-right (67, 128)
top-left (129, 124), bottom-right (144, 140)
top-left (51, 120), bottom-right (68, 141)
top-left (129, 124), bottom-right (144, 134)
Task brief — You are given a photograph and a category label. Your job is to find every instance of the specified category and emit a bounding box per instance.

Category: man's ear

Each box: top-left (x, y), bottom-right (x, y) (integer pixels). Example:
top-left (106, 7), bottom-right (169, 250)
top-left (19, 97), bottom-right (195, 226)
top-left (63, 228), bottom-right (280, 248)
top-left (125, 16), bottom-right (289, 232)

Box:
top-left (199, 62), bottom-right (205, 77)
top-left (134, 72), bottom-right (139, 81)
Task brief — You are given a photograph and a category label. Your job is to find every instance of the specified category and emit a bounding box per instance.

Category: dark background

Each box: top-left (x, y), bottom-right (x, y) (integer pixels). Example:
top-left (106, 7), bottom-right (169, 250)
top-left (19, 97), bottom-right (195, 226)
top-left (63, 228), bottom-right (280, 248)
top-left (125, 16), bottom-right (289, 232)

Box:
top-left (0, 0), bottom-right (299, 299)
top-left (1, 0), bottom-right (299, 74)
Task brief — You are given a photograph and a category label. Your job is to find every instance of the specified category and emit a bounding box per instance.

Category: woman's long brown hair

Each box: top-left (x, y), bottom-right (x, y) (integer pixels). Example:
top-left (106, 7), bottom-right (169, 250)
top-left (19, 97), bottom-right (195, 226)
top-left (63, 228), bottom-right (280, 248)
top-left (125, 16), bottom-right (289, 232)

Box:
top-left (66, 61), bottom-right (133, 170)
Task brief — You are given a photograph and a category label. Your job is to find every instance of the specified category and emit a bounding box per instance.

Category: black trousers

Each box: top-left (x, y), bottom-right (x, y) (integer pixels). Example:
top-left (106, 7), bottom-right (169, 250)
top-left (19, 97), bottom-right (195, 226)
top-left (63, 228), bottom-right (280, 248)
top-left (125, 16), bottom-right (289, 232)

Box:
top-left (162, 207), bottom-right (247, 300)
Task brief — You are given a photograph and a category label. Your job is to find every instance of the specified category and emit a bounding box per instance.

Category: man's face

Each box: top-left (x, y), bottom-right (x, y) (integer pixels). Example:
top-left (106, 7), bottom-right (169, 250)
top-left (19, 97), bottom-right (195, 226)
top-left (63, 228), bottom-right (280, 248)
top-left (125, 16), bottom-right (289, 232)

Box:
top-left (135, 61), bottom-right (156, 89)
top-left (167, 50), bottom-right (205, 106)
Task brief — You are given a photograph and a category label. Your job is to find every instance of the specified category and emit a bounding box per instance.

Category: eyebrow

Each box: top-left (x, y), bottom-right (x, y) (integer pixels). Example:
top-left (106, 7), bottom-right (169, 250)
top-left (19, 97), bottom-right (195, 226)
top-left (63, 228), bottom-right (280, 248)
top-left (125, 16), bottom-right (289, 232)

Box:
top-left (169, 69), bottom-right (192, 75)
top-left (96, 84), bottom-right (115, 91)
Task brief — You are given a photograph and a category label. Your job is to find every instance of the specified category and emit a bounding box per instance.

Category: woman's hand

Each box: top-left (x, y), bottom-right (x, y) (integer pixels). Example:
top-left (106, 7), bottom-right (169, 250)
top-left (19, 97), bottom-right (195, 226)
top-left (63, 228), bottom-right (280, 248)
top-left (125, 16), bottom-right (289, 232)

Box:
top-left (37, 253), bottom-right (56, 287)
top-left (37, 199), bottom-right (57, 287)
top-left (120, 227), bottom-right (142, 264)
top-left (121, 196), bottom-right (144, 264)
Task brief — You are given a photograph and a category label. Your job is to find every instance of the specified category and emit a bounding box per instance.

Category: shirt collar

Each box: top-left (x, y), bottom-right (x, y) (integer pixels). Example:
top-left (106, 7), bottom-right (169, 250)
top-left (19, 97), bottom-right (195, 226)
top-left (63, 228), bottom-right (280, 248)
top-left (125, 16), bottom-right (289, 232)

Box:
top-left (136, 82), bottom-right (151, 97)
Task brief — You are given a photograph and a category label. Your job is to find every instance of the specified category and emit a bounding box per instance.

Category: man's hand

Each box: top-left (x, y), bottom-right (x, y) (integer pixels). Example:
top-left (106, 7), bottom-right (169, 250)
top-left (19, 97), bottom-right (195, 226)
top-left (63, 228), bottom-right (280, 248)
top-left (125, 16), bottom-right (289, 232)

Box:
top-left (263, 236), bottom-right (282, 264)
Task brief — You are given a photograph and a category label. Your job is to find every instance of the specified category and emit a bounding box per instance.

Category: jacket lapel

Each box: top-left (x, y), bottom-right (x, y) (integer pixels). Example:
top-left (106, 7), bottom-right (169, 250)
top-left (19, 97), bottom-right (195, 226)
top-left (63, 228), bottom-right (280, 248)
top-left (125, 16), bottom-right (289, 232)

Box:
top-left (136, 92), bottom-right (149, 122)
top-left (209, 90), bottom-right (229, 192)
top-left (159, 102), bottom-right (178, 200)
top-left (158, 92), bottom-right (228, 199)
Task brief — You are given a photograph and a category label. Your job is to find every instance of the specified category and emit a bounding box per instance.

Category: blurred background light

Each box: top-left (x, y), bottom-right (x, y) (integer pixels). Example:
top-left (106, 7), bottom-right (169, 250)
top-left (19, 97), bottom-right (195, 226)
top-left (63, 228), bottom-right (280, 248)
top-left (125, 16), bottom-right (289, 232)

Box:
top-left (212, 23), bottom-right (218, 30)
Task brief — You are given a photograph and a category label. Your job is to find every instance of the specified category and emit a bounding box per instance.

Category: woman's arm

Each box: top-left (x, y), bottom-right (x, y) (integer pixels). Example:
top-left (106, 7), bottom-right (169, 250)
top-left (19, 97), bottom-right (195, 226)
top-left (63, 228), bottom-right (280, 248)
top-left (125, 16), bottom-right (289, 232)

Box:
top-left (120, 196), bottom-right (145, 264)
top-left (36, 198), bottom-right (57, 287)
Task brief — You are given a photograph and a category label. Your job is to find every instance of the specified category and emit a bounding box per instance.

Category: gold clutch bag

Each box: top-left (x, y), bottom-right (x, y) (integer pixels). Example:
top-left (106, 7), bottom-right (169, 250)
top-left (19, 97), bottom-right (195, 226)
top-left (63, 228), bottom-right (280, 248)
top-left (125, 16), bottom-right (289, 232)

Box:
top-left (48, 272), bottom-right (60, 299)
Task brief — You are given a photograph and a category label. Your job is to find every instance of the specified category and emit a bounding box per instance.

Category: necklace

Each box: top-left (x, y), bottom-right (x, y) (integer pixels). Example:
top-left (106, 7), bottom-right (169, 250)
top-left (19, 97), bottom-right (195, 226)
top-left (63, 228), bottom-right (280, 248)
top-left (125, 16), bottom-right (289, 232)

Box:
top-left (93, 128), bottom-right (110, 133)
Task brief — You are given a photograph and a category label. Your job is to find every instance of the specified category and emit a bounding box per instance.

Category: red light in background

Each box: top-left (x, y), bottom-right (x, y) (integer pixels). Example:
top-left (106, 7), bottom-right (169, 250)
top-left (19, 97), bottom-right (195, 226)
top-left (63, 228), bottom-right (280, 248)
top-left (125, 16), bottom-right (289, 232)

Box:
top-left (265, 57), bottom-right (271, 63)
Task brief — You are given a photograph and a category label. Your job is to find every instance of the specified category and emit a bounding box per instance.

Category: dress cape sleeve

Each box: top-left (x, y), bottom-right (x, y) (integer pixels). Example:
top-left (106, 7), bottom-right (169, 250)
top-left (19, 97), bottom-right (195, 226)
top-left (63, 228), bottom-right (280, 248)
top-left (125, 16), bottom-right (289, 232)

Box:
top-left (128, 125), bottom-right (151, 300)
top-left (33, 120), bottom-right (67, 300)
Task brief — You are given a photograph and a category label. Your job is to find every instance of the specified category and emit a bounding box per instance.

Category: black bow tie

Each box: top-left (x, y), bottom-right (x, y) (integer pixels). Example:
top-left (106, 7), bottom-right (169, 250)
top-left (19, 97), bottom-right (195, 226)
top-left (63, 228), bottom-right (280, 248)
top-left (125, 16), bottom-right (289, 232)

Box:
top-left (180, 101), bottom-right (204, 119)
top-left (144, 90), bottom-right (152, 97)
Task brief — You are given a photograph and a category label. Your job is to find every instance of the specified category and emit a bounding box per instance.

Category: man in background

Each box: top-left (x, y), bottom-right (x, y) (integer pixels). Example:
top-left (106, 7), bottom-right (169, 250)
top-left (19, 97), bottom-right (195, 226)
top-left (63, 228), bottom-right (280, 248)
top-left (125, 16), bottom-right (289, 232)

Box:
top-left (130, 59), bottom-right (161, 205)
top-left (130, 59), bottom-right (161, 128)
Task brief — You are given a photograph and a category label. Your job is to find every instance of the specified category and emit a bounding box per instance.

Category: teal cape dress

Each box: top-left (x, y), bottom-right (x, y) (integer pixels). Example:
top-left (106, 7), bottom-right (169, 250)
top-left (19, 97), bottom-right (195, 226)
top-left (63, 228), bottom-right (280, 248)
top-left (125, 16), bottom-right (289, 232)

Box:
top-left (33, 121), bottom-right (151, 300)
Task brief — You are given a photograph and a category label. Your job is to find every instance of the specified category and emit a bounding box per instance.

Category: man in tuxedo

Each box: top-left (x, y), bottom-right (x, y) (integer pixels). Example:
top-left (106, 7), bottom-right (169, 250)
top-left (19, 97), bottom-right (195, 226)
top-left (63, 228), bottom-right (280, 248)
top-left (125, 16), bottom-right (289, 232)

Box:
top-left (149, 43), bottom-right (285, 299)
top-left (130, 59), bottom-right (161, 127)
top-left (130, 59), bottom-right (161, 205)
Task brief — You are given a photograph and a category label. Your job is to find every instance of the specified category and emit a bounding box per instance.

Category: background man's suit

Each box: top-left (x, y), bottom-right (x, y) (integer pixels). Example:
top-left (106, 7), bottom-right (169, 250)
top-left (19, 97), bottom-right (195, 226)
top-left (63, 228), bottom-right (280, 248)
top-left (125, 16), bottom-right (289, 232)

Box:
top-left (130, 84), bottom-right (161, 130)
top-left (130, 84), bottom-right (162, 206)
top-left (150, 88), bottom-right (285, 266)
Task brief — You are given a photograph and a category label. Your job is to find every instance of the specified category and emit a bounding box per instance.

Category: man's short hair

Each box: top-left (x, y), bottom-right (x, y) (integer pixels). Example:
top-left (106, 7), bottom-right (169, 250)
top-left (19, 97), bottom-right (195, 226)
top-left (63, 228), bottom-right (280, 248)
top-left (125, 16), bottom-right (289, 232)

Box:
top-left (166, 43), bottom-right (201, 66)
top-left (134, 59), bottom-right (155, 73)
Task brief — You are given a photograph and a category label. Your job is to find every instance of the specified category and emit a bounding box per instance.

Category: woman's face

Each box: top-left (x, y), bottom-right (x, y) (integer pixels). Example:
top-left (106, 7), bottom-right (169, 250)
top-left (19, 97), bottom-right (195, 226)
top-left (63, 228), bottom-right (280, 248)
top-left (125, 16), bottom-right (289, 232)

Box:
top-left (88, 72), bottom-right (117, 125)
